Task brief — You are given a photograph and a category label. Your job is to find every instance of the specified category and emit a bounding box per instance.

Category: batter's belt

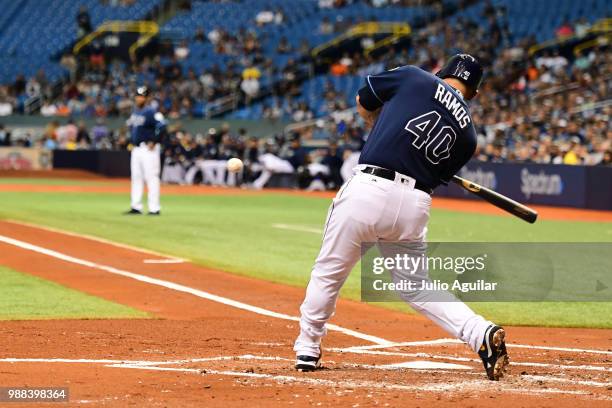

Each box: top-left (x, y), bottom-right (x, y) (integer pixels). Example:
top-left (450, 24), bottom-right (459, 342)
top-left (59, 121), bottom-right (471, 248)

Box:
top-left (361, 166), bottom-right (433, 195)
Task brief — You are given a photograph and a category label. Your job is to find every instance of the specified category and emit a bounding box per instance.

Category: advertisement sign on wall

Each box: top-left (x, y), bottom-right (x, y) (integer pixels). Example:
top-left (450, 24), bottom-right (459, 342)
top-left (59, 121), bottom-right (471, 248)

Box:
top-left (436, 161), bottom-right (610, 210)
top-left (0, 147), bottom-right (53, 170)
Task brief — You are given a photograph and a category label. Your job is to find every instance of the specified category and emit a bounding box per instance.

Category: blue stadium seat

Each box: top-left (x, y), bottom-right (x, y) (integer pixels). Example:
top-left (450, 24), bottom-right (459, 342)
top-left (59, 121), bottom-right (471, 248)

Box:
top-left (0, 0), bottom-right (160, 84)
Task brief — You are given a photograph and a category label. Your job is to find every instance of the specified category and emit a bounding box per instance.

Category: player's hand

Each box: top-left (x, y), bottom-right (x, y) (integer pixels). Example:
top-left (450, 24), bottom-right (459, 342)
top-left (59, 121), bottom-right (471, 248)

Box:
top-left (356, 95), bottom-right (381, 130)
top-left (364, 108), bottom-right (381, 129)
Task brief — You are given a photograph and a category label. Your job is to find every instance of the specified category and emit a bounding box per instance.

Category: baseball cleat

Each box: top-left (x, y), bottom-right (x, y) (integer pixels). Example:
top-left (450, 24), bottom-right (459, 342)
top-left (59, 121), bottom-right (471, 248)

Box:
top-left (124, 208), bottom-right (142, 215)
top-left (148, 211), bottom-right (161, 216)
top-left (295, 354), bottom-right (321, 372)
top-left (478, 325), bottom-right (509, 380)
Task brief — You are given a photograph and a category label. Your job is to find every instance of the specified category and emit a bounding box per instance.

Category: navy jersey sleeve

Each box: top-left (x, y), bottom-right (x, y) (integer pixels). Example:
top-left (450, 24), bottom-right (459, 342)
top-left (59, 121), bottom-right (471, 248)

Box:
top-left (368, 66), bottom-right (416, 103)
top-left (358, 65), bottom-right (416, 111)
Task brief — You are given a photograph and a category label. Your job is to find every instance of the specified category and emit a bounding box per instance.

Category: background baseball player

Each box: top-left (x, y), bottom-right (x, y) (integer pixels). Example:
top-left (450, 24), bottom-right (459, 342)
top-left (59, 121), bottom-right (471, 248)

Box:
top-left (294, 54), bottom-right (509, 380)
top-left (125, 86), bottom-right (166, 215)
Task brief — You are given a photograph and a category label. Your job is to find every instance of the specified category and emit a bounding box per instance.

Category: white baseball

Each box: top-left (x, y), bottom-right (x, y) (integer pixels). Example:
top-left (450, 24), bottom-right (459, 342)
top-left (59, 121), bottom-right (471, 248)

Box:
top-left (226, 158), bottom-right (244, 173)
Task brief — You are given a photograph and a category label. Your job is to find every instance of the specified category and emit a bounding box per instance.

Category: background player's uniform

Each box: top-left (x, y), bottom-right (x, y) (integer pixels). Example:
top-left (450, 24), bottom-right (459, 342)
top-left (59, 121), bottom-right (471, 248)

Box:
top-left (295, 65), bottom-right (492, 358)
top-left (127, 106), bottom-right (165, 213)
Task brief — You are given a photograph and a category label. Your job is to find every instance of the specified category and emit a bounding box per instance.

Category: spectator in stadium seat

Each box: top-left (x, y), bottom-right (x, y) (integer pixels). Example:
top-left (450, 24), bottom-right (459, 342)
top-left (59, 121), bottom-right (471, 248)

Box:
top-left (563, 137), bottom-right (582, 165)
top-left (77, 6), bottom-right (93, 38)
top-left (241, 64), bottom-right (261, 100)
top-left (194, 27), bottom-right (206, 43)
top-left (555, 19), bottom-right (574, 38)
top-left (277, 37), bottom-right (293, 54)
top-left (0, 124), bottom-right (9, 146)
top-left (0, 101), bottom-right (13, 117)
top-left (207, 26), bottom-right (222, 46)
top-left (76, 121), bottom-right (91, 148)
top-left (319, 17), bottom-right (333, 34)
top-left (175, 41), bottom-right (190, 60)
top-left (291, 103), bottom-right (313, 122)
top-left (91, 119), bottom-right (109, 148)
top-left (574, 18), bottom-right (591, 38)
top-left (12, 74), bottom-right (26, 96)
top-left (330, 61), bottom-right (349, 76)
top-left (601, 150), bottom-right (612, 166)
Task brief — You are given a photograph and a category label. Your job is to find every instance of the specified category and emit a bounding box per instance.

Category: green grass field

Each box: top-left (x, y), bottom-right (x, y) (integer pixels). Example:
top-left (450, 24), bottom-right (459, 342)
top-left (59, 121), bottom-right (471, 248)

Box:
top-left (0, 265), bottom-right (148, 320)
top-left (0, 178), bottom-right (610, 327)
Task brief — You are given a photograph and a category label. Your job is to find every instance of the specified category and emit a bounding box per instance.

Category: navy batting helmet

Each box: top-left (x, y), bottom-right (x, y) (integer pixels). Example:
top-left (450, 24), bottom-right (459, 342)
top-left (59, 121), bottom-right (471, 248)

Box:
top-left (136, 86), bottom-right (150, 97)
top-left (436, 54), bottom-right (484, 95)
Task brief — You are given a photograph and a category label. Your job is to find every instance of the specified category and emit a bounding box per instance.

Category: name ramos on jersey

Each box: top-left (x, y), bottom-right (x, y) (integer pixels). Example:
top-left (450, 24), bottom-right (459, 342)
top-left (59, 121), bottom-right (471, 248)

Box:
top-left (433, 83), bottom-right (471, 129)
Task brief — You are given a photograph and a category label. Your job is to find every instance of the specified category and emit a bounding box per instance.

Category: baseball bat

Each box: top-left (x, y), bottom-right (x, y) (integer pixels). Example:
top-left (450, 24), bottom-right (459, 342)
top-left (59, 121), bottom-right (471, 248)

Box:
top-left (451, 175), bottom-right (538, 224)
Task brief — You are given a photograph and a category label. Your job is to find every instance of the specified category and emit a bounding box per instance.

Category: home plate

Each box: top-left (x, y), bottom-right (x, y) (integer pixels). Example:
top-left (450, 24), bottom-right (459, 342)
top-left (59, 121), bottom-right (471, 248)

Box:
top-left (378, 361), bottom-right (472, 370)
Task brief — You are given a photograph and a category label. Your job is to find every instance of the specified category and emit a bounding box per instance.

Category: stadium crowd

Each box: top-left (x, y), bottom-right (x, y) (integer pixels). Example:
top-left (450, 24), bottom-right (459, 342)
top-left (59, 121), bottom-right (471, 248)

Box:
top-left (0, 0), bottom-right (610, 189)
top-left (280, 9), bottom-right (612, 167)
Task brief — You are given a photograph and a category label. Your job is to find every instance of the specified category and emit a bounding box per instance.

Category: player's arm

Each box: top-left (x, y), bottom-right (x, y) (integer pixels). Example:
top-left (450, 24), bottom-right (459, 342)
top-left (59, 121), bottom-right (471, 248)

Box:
top-left (357, 65), bottom-right (411, 129)
top-left (439, 129), bottom-right (477, 184)
top-left (145, 111), bottom-right (166, 149)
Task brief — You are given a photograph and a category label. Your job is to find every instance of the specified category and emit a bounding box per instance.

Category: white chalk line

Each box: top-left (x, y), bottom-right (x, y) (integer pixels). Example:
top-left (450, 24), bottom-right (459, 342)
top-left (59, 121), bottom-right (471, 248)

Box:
top-left (0, 233), bottom-right (390, 346)
top-left (4, 219), bottom-right (185, 263)
top-left (330, 348), bottom-right (612, 373)
top-left (2, 355), bottom-right (608, 396)
top-left (522, 375), bottom-right (612, 388)
top-left (342, 338), bottom-right (612, 356)
top-left (1, 227), bottom-right (610, 382)
top-left (272, 223), bottom-right (322, 234)
top-left (142, 259), bottom-right (185, 264)
top-left (0, 358), bottom-right (588, 396)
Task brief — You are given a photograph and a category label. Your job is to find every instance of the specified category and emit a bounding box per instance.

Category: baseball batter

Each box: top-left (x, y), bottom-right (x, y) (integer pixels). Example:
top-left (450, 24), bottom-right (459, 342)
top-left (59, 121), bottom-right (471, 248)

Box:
top-left (294, 54), bottom-right (509, 380)
top-left (125, 86), bottom-right (166, 215)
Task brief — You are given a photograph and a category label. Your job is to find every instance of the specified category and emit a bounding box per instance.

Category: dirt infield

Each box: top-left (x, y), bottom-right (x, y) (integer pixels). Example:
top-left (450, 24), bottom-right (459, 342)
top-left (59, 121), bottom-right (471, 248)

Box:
top-left (0, 177), bottom-right (611, 222)
top-left (0, 220), bottom-right (610, 407)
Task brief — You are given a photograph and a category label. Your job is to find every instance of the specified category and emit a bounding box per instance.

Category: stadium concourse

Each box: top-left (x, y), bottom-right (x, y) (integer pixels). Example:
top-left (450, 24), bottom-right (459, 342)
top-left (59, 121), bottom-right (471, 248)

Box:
top-left (0, 0), bottom-right (609, 189)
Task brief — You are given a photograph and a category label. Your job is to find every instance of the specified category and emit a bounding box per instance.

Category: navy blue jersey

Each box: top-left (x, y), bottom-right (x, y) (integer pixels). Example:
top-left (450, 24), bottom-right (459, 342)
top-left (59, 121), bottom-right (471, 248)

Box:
top-left (127, 106), bottom-right (165, 145)
top-left (359, 65), bottom-right (477, 189)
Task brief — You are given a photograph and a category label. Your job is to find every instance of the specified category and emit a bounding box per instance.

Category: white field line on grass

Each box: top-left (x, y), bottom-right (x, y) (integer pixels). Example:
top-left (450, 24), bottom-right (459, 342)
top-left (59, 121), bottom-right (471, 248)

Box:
top-left (1, 230), bottom-right (610, 359)
top-left (142, 259), bottom-right (185, 264)
top-left (4, 219), bottom-right (185, 264)
top-left (272, 223), bottom-right (322, 234)
top-left (0, 234), bottom-right (391, 347)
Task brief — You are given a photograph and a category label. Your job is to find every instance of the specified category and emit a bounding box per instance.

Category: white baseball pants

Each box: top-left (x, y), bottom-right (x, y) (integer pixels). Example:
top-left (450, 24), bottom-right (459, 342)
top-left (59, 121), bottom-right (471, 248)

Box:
top-left (253, 153), bottom-right (294, 189)
top-left (185, 160), bottom-right (233, 186)
top-left (294, 167), bottom-right (492, 357)
top-left (130, 143), bottom-right (161, 213)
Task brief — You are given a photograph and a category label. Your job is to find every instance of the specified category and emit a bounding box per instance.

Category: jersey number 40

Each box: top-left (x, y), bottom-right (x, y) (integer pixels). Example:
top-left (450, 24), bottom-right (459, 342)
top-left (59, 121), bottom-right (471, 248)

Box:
top-left (404, 111), bottom-right (456, 164)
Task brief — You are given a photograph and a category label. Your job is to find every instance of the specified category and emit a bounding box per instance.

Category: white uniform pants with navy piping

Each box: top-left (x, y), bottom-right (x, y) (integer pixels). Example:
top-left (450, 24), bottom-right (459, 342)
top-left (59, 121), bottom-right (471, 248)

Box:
top-left (294, 166), bottom-right (492, 357)
top-left (130, 143), bottom-right (161, 213)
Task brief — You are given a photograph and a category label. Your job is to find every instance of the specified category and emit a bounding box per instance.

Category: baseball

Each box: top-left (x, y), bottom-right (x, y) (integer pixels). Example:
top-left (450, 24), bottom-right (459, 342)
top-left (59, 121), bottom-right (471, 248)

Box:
top-left (226, 158), bottom-right (244, 173)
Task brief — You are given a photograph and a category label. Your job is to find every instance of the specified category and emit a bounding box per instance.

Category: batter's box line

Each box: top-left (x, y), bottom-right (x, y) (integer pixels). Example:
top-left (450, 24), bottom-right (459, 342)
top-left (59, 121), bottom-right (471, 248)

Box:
top-left (106, 361), bottom-right (605, 398)
top-left (2, 355), bottom-right (610, 396)
top-left (339, 338), bottom-right (612, 355)
top-left (327, 348), bottom-right (612, 373)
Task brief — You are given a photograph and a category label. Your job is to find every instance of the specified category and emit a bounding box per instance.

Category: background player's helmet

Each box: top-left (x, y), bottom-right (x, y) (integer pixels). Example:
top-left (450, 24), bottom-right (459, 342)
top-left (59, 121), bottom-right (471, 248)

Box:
top-left (136, 86), bottom-right (150, 97)
top-left (436, 54), bottom-right (484, 94)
